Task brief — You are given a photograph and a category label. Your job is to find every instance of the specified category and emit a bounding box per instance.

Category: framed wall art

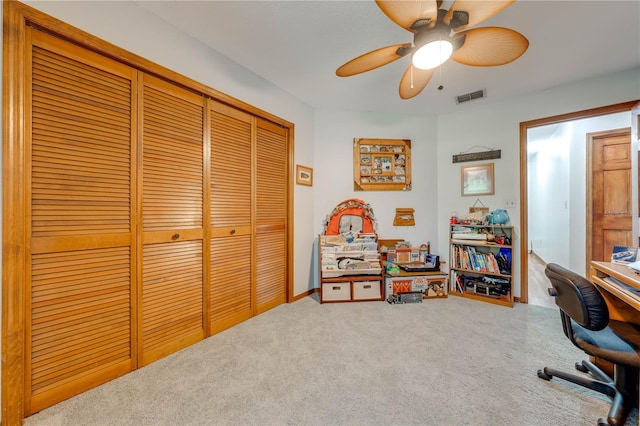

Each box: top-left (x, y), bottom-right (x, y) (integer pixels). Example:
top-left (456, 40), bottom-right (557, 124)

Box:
top-left (461, 163), bottom-right (494, 196)
top-left (296, 164), bottom-right (313, 186)
top-left (353, 138), bottom-right (411, 191)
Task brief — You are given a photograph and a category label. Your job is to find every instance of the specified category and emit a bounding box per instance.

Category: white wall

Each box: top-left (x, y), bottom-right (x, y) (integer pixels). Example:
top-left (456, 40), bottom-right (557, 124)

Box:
top-left (20, 0), bottom-right (317, 297)
top-left (312, 111), bottom-right (439, 286)
top-left (527, 125), bottom-right (571, 267)
top-left (437, 67), bottom-right (640, 298)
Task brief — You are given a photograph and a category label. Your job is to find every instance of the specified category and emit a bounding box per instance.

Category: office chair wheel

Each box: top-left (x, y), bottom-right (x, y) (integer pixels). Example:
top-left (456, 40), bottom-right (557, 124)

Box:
top-left (537, 369), bottom-right (552, 380)
top-left (575, 361), bottom-right (588, 373)
top-left (597, 417), bottom-right (609, 426)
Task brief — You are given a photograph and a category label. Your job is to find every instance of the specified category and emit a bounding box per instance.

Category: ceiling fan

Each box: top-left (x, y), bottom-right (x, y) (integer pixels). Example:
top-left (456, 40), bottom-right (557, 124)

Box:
top-left (336, 0), bottom-right (529, 99)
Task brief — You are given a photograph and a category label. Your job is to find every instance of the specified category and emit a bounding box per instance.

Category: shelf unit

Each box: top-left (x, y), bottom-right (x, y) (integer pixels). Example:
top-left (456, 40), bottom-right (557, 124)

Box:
top-left (448, 224), bottom-right (514, 307)
top-left (319, 234), bottom-right (383, 303)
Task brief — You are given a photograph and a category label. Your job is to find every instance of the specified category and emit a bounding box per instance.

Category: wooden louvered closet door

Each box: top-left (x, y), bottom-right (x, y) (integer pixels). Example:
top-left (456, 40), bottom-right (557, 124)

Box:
top-left (255, 119), bottom-right (288, 313)
top-left (209, 101), bottom-right (253, 334)
top-left (27, 29), bottom-right (137, 414)
top-left (139, 74), bottom-right (206, 365)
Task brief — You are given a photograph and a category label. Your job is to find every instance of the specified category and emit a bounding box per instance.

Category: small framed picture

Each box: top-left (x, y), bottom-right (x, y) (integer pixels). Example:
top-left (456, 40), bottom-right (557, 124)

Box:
top-left (296, 164), bottom-right (313, 186)
top-left (461, 163), bottom-right (494, 196)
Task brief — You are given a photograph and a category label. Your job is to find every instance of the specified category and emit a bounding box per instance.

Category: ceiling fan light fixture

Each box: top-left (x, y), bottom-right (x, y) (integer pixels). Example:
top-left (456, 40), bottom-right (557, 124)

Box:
top-left (412, 38), bottom-right (453, 70)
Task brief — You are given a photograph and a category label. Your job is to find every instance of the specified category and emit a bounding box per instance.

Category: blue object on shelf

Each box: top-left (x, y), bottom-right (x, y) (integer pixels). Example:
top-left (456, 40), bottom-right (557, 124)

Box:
top-left (488, 209), bottom-right (509, 225)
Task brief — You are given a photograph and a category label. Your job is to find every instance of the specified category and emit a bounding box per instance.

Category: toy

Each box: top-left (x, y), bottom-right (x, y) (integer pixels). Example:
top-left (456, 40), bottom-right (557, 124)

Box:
top-left (387, 291), bottom-right (423, 304)
top-left (487, 209), bottom-right (509, 225)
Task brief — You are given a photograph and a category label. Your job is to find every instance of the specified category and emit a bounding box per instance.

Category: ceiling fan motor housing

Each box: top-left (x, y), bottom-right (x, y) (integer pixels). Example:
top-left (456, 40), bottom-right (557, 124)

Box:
top-left (412, 8), bottom-right (467, 52)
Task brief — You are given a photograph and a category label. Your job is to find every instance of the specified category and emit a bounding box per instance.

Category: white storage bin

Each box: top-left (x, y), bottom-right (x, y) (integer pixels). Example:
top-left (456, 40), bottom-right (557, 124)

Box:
top-left (353, 281), bottom-right (382, 300)
top-left (321, 282), bottom-right (351, 301)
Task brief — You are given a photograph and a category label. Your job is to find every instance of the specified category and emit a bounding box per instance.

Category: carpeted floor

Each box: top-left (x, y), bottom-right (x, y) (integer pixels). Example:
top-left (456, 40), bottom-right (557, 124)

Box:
top-left (24, 295), bottom-right (639, 426)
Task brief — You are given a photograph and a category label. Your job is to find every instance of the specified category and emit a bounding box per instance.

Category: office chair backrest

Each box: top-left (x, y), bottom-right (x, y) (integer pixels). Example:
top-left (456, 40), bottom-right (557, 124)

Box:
top-left (544, 263), bottom-right (609, 331)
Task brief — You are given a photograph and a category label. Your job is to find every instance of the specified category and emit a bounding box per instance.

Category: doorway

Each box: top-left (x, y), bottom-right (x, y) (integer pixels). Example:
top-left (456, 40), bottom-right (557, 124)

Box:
top-left (519, 101), bottom-right (639, 306)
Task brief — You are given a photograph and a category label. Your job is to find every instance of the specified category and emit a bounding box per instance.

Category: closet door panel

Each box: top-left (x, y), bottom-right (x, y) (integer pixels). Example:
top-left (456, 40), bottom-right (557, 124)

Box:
top-left (28, 30), bottom-right (136, 414)
top-left (210, 235), bottom-right (252, 334)
top-left (140, 75), bottom-right (206, 365)
top-left (209, 102), bottom-right (253, 333)
top-left (255, 120), bottom-right (288, 313)
top-left (210, 102), bottom-right (252, 228)
top-left (141, 240), bottom-right (204, 365)
top-left (255, 231), bottom-right (286, 313)
top-left (30, 247), bottom-right (132, 412)
top-left (141, 77), bottom-right (204, 231)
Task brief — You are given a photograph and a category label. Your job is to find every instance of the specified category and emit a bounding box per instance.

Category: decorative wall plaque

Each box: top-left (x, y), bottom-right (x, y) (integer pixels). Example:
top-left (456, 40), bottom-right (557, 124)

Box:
top-left (353, 138), bottom-right (411, 191)
top-left (393, 208), bottom-right (415, 226)
top-left (452, 149), bottom-right (501, 163)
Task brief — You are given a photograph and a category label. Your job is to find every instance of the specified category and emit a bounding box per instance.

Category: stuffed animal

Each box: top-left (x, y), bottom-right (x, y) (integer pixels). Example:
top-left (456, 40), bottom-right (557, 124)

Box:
top-left (488, 209), bottom-right (509, 225)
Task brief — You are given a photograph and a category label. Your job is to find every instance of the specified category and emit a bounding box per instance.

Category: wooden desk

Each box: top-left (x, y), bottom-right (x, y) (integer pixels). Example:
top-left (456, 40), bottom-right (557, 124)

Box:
top-left (591, 261), bottom-right (640, 326)
top-left (590, 261), bottom-right (640, 408)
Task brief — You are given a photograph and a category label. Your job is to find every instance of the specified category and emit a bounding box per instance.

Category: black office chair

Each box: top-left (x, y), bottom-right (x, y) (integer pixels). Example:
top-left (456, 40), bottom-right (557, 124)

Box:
top-left (537, 263), bottom-right (640, 425)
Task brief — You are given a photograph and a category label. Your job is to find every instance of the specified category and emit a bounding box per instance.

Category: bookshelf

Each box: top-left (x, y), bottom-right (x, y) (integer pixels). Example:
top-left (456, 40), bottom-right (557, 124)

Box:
top-left (449, 224), bottom-right (514, 307)
top-left (319, 234), bottom-right (383, 303)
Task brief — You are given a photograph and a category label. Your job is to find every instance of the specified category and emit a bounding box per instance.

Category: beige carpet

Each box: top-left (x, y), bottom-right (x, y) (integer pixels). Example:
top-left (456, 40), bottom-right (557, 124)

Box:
top-left (24, 295), bottom-right (638, 425)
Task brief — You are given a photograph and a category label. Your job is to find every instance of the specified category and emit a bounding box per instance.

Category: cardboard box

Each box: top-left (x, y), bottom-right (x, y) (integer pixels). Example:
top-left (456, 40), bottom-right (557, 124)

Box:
top-left (385, 274), bottom-right (448, 299)
top-left (425, 276), bottom-right (448, 298)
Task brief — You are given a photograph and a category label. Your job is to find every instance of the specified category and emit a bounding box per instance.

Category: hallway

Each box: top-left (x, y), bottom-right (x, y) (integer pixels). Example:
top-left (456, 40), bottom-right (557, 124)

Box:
top-left (527, 252), bottom-right (556, 309)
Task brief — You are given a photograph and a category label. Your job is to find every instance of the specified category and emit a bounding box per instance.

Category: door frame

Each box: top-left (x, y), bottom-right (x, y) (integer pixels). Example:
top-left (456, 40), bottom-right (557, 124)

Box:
top-left (519, 100), bottom-right (639, 304)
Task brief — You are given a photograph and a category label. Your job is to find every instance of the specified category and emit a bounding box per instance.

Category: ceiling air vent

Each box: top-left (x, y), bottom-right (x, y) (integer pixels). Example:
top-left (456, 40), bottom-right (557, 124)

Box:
top-left (455, 89), bottom-right (486, 104)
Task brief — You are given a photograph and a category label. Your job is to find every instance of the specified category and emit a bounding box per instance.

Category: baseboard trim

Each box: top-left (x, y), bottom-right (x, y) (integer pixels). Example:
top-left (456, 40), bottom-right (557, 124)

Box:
top-left (292, 288), bottom-right (319, 302)
top-left (529, 251), bottom-right (546, 266)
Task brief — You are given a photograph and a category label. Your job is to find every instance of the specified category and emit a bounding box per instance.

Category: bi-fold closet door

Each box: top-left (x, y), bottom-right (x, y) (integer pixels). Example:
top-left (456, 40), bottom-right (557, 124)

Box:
top-left (25, 27), bottom-right (288, 414)
top-left (138, 74), bottom-right (207, 366)
top-left (28, 29), bottom-right (138, 413)
top-left (208, 104), bottom-right (289, 333)
top-left (254, 119), bottom-right (288, 313)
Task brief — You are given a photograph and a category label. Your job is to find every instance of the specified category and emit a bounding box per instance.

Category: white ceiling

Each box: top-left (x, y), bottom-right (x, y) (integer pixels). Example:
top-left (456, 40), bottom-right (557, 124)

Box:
top-left (134, 0), bottom-right (640, 116)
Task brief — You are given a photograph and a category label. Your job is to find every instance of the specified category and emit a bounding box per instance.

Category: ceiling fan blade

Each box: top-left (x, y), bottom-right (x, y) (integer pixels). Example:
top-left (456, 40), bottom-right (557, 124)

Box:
top-left (444, 0), bottom-right (515, 31)
top-left (399, 65), bottom-right (435, 99)
top-left (336, 43), bottom-right (411, 77)
top-left (375, 0), bottom-right (439, 32)
top-left (451, 27), bottom-right (528, 66)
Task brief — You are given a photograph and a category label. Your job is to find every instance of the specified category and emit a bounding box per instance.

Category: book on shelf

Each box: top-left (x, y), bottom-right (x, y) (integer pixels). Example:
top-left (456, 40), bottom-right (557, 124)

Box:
top-left (451, 238), bottom-right (490, 245)
top-left (489, 253), bottom-right (500, 274)
top-left (476, 252), bottom-right (487, 272)
top-left (451, 270), bottom-right (464, 293)
top-left (467, 247), bottom-right (480, 271)
top-left (451, 233), bottom-right (488, 240)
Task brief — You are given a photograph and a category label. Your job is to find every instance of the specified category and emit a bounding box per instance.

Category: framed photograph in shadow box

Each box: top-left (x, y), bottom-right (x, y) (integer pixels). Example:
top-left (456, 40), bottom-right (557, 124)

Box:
top-left (353, 138), bottom-right (411, 191)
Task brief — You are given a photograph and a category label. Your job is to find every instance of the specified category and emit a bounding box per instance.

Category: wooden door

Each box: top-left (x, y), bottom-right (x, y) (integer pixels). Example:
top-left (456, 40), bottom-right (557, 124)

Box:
top-left (255, 119), bottom-right (288, 313)
top-left (138, 74), bottom-right (206, 365)
top-left (589, 129), bottom-right (632, 263)
top-left (209, 101), bottom-right (253, 334)
top-left (27, 29), bottom-right (137, 413)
